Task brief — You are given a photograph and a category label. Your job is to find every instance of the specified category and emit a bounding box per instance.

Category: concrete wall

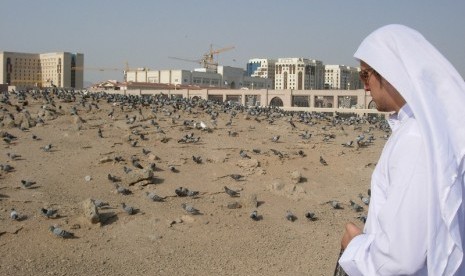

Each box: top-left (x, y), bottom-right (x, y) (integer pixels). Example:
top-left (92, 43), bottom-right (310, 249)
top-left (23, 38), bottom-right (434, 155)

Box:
top-left (115, 88), bottom-right (375, 113)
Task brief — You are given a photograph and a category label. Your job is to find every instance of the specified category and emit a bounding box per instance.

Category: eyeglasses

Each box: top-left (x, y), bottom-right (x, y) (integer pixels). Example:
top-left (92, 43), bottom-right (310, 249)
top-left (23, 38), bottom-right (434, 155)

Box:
top-left (359, 68), bottom-right (376, 83)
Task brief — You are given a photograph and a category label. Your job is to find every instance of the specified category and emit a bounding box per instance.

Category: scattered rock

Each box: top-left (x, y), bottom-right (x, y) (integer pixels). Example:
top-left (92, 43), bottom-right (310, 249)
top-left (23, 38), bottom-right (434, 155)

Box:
top-left (81, 198), bottom-right (100, 224)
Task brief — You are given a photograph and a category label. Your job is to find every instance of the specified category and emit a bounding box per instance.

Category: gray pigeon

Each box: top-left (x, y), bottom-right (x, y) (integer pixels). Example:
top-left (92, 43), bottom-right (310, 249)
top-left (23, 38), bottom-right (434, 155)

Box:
top-left (10, 208), bottom-right (20, 220)
top-left (114, 183), bottom-right (131, 195)
top-left (181, 203), bottom-right (200, 215)
top-left (92, 199), bottom-right (109, 208)
top-left (239, 150), bottom-right (251, 159)
top-left (250, 210), bottom-right (260, 221)
top-left (41, 208), bottom-right (58, 218)
top-left (121, 203), bottom-right (135, 215)
top-left (305, 212), bottom-right (317, 221)
top-left (286, 210), bottom-right (297, 222)
top-left (145, 192), bottom-right (165, 202)
top-left (41, 144), bottom-right (52, 152)
top-left (21, 179), bottom-right (36, 188)
top-left (49, 225), bottom-right (74, 238)
top-left (7, 153), bottom-right (21, 160)
top-left (319, 155), bottom-right (328, 166)
top-left (271, 135), bottom-right (280, 142)
top-left (358, 193), bottom-right (370, 205)
top-left (224, 186), bottom-right (240, 197)
top-left (328, 200), bottom-right (342, 209)
top-left (229, 174), bottom-right (244, 181)
top-left (349, 200), bottom-right (364, 212)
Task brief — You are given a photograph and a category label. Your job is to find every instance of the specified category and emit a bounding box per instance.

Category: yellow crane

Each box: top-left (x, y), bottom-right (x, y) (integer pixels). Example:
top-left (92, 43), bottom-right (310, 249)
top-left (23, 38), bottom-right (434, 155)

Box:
top-left (169, 44), bottom-right (235, 71)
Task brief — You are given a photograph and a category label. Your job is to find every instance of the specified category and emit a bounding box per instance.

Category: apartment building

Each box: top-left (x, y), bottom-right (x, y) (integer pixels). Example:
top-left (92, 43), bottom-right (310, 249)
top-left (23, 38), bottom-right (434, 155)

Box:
top-left (0, 51), bottom-right (84, 89)
top-left (324, 65), bottom-right (362, 90)
top-left (246, 58), bottom-right (277, 89)
top-left (274, 58), bottom-right (324, 90)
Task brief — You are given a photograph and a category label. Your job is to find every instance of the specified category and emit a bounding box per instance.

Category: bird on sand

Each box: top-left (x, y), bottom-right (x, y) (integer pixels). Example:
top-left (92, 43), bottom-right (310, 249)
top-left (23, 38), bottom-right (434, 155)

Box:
top-left (49, 225), bottom-right (74, 238)
top-left (224, 186), bottom-right (240, 197)
top-left (319, 155), bottom-right (328, 166)
top-left (181, 203), bottom-right (200, 215)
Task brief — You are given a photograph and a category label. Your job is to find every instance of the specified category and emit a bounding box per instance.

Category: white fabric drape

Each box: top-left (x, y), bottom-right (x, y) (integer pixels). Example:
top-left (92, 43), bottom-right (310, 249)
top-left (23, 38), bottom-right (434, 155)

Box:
top-left (353, 24), bottom-right (465, 275)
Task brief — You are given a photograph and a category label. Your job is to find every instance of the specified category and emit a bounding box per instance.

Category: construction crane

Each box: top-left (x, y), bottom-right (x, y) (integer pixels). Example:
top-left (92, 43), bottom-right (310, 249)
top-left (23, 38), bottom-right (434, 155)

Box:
top-left (169, 44), bottom-right (235, 71)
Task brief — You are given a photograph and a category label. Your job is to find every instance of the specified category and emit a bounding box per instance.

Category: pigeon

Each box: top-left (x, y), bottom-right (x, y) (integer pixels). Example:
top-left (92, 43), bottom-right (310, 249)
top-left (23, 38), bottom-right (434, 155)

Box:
top-left (32, 134), bottom-right (40, 140)
top-left (21, 179), bottom-right (36, 188)
top-left (142, 148), bottom-right (151, 155)
top-left (181, 203), bottom-right (200, 215)
top-left (175, 187), bottom-right (188, 197)
top-left (114, 183), bottom-right (131, 195)
top-left (319, 156), bottom-right (328, 166)
top-left (123, 166), bottom-right (132, 174)
top-left (299, 131), bottom-right (312, 140)
top-left (356, 214), bottom-right (367, 224)
top-left (271, 135), bottom-right (280, 142)
top-left (145, 192), bottom-right (165, 202)
top-left (224, 186), bottom-right (240, 197)
top-left (286, 210), bottom-right (297, 222)
top-left (10, 208), bottom-right (21, 220)
top-left (229, 174), bottom-right (244, 181)
top-left (298, 150), bottom-right (306, 157)
top-left (41, 144), bottom-right (52, 152)
top-left (250, 210), bottom-right (260, 221)
top-left (349, 200), bottom-right (364, 212)
top-left (107, 174), bottom-right (120, 183)
top-left (239, 150), bottom-right (251, 159)
top-left (7, 153), bottom-right (21, 160)
top-left (121, 203), bottom-right (135, 215)
top-left (186, 189), bottom-right (199, 197)
top-left (327, 200), bottom-right (342, 209)
top-left (49, 225), bottom-right (74, 238)
top-left (0, 164), bottom-right (14, 172)
top-left (270, 149), bottom-right (284, 158)
top-left (192, 156), bottom-right (202, 164)
top-left (289, 120), bottom-right (296, 128)
top-left (342, 141), bottom-right (354, 147)
top-left (132, 159), bottom-right (143, 169)
top-left (168, 165), bottom-right (178, 173)
top-left (98, 128), bottom-right (103, 138)
top-left (304, 212), bottom-right (317, 221)
top-left (92, 199), bottom-right (109, 208)
top-left (41, 208), bottom-right (58, 218)
top-left (358, 193), bottom-right (370, 205)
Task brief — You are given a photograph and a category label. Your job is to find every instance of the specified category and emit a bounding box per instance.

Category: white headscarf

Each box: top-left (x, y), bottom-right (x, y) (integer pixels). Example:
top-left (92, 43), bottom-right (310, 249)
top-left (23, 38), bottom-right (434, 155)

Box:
top-left (354, 24), bottom-right (465, 274)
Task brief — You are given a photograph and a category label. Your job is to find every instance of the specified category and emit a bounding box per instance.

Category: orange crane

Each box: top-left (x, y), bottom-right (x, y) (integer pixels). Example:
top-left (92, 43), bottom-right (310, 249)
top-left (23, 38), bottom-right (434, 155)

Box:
top-left (169, 44), bottom-right (235, 71)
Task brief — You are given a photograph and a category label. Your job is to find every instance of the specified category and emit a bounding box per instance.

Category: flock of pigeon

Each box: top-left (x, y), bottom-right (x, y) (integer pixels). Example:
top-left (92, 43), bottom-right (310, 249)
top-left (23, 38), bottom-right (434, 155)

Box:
top-left (0, 88), bottom-right (390, 239)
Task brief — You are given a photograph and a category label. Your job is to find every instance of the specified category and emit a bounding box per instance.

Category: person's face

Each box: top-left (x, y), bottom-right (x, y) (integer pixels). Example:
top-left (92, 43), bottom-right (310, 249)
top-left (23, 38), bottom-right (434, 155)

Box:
top-left (359, 61), bottom-right (404, 112)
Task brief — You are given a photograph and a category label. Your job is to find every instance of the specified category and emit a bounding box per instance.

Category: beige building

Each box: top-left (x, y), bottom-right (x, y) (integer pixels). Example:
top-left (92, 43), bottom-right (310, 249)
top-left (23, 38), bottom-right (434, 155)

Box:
top-left (125, 65), bottom-right (272, 90)
top-left (0, 51), bottom-right (84, 89)
top-left (324, 65), bottom-right (362, 90)
top-left (274, 58), bottom-right (325, 90)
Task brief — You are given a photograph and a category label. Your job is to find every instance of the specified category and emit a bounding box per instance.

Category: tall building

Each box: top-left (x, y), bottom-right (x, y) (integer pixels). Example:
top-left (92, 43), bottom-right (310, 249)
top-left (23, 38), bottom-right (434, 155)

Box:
top-left (274, 58), bottom-right (324, 90)
top-left (324, 65), bottom-right (362, 90)
top-left (246, 58), bottom-right (277, 89)
top-left (0, 51), bottom-right (84, 89)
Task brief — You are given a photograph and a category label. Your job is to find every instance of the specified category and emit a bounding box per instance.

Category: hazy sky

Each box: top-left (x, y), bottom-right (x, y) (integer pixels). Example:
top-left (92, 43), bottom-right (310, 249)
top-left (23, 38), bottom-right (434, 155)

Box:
top-left (2, 0), bottom-right (464, 84)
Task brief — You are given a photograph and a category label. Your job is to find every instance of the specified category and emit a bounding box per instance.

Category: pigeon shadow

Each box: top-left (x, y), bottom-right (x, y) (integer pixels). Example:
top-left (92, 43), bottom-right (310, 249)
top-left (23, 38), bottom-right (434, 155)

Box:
top-left (99, 211), bottom-right (119, 226)
top-left (299, 177), bottom-right (308, 183)
top-left (256, 201), bottom-right (265, 207)
top-left (149, 177), bottom-right (165, 185)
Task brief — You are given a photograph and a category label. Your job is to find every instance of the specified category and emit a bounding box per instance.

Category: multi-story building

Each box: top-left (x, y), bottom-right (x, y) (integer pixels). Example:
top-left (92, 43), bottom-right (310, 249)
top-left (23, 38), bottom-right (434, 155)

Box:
top-left (246, 58), bottom-right (277, 89)
top-left (324, 65), bottom-right (362, 90)
top-left (0, 51), bottom-right (84, 89)
top-left (126, 65), bottom-right (272, 90)
top-left (274, 58), bottom-right (324, 90)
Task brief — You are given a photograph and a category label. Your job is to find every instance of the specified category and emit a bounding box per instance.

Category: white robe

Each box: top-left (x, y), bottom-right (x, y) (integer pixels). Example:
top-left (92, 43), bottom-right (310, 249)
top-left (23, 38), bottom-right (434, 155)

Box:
top-left (340, 105), bottom-right (430, 275)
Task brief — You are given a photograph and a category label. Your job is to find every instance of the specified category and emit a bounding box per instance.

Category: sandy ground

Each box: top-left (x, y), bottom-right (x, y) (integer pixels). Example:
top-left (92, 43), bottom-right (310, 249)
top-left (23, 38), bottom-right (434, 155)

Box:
top-left (0, 90), bottom-right (388, 275)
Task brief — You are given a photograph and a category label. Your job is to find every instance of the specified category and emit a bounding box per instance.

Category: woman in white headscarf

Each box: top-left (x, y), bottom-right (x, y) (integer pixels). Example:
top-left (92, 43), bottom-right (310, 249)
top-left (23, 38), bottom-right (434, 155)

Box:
top-left (338, 24), bottom-right (465, 275)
